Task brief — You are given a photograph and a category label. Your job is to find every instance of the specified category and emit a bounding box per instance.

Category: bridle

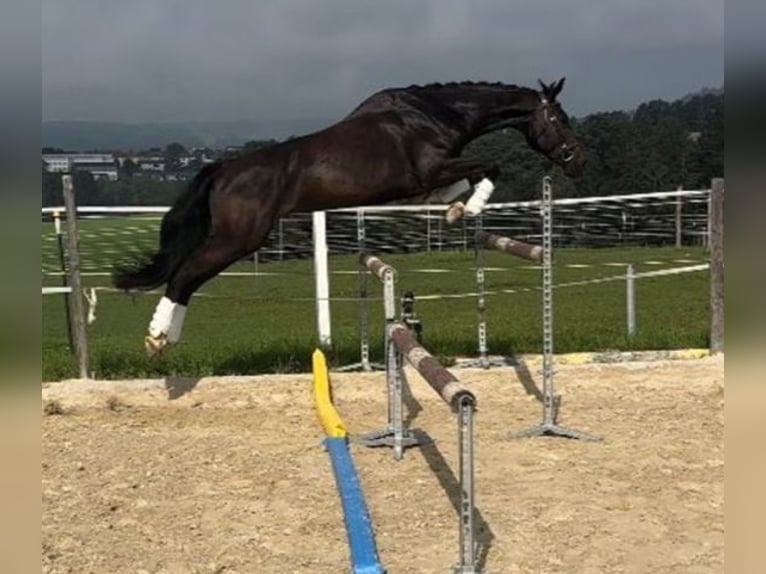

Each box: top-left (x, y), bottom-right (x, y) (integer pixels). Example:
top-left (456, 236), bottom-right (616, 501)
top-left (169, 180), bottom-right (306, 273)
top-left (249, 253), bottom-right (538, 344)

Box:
top-left (539, 97), bottom-right (578, 164)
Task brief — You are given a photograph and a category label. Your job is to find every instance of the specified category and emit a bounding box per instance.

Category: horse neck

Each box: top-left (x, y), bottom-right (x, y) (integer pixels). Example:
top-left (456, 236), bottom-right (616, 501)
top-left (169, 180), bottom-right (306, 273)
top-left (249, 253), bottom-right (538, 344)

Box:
top-left (429, 85), bottom-right (540, 139)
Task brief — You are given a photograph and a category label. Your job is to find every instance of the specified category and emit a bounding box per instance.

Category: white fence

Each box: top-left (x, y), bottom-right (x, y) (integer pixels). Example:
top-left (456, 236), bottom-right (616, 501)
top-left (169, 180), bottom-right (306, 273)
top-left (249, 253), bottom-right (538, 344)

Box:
top-left (43, 188), bottom-right (712, 266)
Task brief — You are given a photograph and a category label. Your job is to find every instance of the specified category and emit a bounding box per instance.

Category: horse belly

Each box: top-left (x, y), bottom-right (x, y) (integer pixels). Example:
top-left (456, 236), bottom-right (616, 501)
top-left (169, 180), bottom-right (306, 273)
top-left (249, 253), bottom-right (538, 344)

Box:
top-left (289, 158), bottom-right (416, 213)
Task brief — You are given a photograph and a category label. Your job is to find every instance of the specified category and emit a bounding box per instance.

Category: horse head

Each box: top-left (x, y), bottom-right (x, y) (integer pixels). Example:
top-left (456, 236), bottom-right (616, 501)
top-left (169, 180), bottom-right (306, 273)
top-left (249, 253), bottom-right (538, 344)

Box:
top-left (525, 78), bottom-right (586, 178)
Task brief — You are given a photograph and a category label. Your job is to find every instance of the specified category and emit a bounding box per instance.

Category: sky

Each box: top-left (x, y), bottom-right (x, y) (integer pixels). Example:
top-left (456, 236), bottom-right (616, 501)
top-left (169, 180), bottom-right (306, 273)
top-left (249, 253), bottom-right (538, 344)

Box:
top-left (42, 0), bottom-right (724, 123)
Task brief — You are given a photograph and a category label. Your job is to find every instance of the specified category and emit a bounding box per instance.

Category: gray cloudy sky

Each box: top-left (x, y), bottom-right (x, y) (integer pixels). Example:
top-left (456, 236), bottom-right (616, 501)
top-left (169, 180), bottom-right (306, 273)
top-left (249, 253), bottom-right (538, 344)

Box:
top-left (42, 0), bottom-right (724, 123)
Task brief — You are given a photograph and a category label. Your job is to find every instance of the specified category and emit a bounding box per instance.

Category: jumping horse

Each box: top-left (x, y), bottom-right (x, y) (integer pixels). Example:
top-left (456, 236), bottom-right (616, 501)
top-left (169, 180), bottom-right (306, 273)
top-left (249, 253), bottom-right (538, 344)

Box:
top-left (113, 78), bottom-right (586, 355)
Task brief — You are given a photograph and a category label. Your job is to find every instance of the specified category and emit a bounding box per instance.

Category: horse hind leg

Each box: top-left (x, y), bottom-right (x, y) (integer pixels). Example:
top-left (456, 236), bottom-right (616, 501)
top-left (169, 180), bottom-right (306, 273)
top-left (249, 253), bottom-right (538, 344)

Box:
top-left (142, 174), bottom-right (282, 356)
top-left (143, 235), bottom-right (244, 356)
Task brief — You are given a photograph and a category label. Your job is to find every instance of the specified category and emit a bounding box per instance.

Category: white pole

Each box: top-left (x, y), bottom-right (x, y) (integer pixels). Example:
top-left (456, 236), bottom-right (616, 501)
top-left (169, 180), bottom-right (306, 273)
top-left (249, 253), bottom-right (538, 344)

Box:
top-left (313, 211), bottom-right (332, 348)
top-left (675, 187), bottom-right (683, 248)
top-left (626, 263), bottom-right (636, 337)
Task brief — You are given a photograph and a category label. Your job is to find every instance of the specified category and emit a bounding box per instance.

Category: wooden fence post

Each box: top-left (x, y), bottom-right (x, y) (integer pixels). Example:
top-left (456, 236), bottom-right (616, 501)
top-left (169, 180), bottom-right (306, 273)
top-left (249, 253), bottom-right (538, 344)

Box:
top-left (62, 174), bottom-right (90, 378)
top-left (709, 178), bottom-right (724, 354)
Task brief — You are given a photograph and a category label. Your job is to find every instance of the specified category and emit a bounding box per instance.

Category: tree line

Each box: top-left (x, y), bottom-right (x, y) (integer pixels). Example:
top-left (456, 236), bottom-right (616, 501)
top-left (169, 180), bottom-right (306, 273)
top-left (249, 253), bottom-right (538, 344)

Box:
top-left (42, 91), bottom-right (722, 207)
top-left (464, 91), bottom-right (723, 201)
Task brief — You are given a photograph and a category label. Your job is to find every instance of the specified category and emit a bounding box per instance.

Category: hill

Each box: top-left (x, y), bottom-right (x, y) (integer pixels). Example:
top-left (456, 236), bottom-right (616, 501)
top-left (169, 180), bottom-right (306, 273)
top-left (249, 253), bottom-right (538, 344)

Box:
top-left (42, 118), bottom-right (332, 151)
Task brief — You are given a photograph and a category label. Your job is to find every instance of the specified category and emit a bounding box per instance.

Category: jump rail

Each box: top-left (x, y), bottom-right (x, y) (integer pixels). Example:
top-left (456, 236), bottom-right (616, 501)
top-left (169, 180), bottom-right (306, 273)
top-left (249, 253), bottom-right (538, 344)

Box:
top-left (352, 255), bottom-right (483, 571)
top-left (360, 253), bottom-right (398, 323)
top-left (389, 324), bottom-right (475, 411)
top-left (474, 230), bottom-right (543, 263)
top-left (354, 254), bottom-right (423, 458)
top-left (384, 322), bottom-right (481, 574)
top-left (468, 230), bottom-right (545, 369)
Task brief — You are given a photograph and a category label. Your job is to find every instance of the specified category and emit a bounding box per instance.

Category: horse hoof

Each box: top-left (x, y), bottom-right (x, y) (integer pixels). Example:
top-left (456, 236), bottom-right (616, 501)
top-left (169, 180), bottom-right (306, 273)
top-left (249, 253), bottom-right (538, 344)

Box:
top-left (445, 202), bottom-right (465, 224)
top-left (144, 334), bottom-right (169, 358)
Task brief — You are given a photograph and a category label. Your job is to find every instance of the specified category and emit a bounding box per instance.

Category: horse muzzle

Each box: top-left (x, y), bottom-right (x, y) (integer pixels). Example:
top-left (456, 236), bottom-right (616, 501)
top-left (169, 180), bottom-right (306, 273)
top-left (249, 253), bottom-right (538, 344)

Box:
top-left (562, 146), bottom-right (586, 178)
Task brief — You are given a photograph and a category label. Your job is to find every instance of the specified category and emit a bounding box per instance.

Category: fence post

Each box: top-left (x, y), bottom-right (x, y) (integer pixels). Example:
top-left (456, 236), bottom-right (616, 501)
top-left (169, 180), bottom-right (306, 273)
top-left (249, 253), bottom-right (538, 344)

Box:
top-left (675, 186), bottom-right (683, 248)
top-left (53, 209), bottom-right (75, 351)
top-left (426, 208), bottom-right (432, 253)
top-left (61, 174), bottom-right (89, 379)
top-left (709, 179), bottom-right (724, 354)
top-left (626, 264), bottom-right (636, 337)
top-left (278, 219), bottom-right (285, 260)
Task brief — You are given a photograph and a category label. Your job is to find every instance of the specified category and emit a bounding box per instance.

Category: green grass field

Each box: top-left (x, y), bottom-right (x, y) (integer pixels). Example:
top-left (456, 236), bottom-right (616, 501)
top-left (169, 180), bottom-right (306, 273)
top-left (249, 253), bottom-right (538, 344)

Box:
top-left (42, 217), bottom-right (712, 380)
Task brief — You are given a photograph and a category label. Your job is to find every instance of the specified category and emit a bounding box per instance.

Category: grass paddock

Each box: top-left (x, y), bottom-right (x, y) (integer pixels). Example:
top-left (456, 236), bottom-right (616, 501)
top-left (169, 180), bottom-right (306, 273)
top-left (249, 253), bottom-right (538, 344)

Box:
top-left (43, 217), bottom-right (711, 380)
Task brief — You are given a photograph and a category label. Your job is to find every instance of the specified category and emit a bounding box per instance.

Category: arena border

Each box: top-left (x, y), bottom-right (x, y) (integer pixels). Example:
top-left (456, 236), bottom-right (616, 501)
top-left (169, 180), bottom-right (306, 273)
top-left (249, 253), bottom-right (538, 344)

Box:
top-left (453, 347), bottom-right (713, 368)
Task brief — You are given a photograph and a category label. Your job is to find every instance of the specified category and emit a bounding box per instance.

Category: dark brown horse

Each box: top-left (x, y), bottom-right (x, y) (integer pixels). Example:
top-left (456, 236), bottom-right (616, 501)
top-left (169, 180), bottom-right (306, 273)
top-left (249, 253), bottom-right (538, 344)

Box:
top-left (113, 78), bottom-right (585, 355)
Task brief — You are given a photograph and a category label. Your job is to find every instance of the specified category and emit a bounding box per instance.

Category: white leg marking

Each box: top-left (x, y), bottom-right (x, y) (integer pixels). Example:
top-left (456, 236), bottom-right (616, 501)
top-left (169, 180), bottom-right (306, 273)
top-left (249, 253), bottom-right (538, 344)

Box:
top-left (148, 296), bottom-right (175, 338)
top-left (464, 178), bottom-right (495, 215)
top-left (167, 304), bottom-right (187, 344)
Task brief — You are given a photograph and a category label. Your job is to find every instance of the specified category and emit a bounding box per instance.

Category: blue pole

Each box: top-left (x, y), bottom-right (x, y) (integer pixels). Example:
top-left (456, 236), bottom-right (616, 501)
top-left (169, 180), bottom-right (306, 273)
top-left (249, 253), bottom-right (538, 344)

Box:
top-left (324, 437), bottom-right (386, 574)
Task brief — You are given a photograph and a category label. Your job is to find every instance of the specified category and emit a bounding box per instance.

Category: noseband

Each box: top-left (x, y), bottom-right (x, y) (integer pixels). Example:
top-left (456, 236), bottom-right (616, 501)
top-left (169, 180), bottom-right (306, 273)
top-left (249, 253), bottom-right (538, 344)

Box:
top-left (540, 98), bottom-right (578, 163)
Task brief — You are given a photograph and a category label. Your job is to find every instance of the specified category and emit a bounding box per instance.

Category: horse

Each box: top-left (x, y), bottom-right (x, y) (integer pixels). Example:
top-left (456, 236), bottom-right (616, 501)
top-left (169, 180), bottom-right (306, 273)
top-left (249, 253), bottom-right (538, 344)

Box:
top-left (113, 78), bottom-right (586, 356)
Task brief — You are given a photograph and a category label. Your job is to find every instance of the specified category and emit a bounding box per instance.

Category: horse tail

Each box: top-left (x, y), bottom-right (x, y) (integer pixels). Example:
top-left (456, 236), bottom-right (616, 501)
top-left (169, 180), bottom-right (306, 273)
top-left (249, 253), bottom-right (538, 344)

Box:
top-left (112, 162), bottom-right (222, 291)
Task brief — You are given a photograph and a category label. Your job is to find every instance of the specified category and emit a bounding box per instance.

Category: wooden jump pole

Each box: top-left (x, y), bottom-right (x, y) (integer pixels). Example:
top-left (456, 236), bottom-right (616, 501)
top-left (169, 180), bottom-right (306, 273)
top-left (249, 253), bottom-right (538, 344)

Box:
top-left (468, 227), bottom-right (544, 368)
top-left (474, 230), bottom-right (543, 263)
top-left (354, 254), bottom-right (422, 459)
top-left (387, 323), bottom-right (481, 574)
top-left (389, 325), bottom-right (475, 411)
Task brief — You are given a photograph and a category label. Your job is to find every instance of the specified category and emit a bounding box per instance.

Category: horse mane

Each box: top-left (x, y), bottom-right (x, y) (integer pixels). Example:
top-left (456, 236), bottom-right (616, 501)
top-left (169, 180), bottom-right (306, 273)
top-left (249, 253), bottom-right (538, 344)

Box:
top-left (345, 81), bottom-right (538, 120)
top-left (404, 81), bottom-right (527, 92)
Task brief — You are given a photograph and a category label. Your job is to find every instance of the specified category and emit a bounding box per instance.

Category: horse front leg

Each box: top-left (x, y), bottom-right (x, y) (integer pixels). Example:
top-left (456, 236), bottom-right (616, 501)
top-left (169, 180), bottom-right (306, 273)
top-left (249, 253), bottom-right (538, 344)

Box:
top-left (426, 159), bottom-right (501, 223)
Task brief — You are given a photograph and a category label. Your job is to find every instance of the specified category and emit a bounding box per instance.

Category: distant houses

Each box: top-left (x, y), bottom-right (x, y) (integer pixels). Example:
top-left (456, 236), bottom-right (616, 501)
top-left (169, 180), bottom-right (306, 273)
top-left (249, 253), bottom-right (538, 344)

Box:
top-left (42, 153), bottom-right (119, 181)
top-left (42, 147), bottom-right (218, 181)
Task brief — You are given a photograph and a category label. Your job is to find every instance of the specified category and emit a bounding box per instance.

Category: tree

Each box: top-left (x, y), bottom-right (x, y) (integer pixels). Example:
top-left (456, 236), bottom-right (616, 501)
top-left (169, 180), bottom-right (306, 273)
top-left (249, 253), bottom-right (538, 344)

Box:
top-left (119, 158), bottom-right (140, 179)
top-left (42, 169), bottom-right (62, 207)
top-left (164, 142), bottom-right (188, 171)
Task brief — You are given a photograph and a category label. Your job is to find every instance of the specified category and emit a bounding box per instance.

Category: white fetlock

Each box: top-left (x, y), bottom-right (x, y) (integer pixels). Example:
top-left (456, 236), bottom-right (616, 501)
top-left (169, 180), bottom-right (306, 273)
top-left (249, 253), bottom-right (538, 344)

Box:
top-left (464, 178), bottom-right (495, 216)
top-left (146, 297), bottom-right (186, 356)
top-left (148, 297), bottom-right (175, 339)
top-left (445, 201), bottom-right (466, 224)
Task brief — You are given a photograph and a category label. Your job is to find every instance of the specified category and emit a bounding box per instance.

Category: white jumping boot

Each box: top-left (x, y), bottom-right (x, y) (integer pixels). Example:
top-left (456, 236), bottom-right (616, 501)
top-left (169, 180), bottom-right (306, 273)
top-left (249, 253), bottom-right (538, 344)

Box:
top-left (145, 296), bottom-right (187, 356)
top-left (446, 178), bottom-right (495, 224)
top-left (464, 178), bottom-right (495, 215)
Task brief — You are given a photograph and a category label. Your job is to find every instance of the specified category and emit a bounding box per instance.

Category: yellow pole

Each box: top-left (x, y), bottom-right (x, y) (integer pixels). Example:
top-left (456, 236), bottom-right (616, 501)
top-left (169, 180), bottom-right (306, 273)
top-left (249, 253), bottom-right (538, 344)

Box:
top-left (313, 349), bottom-right (347, 438)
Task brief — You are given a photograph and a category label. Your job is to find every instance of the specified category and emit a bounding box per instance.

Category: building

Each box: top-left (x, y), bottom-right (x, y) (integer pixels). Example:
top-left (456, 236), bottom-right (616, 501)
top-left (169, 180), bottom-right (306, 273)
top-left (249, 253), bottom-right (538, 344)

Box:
top-left (42, 153), bottom-right (119, 181)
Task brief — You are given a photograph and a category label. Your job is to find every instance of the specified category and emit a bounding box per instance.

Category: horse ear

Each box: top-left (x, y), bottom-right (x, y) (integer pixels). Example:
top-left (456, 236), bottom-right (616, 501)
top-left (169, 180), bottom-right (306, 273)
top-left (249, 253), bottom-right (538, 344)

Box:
top-left (537, 79), bottom-right (550, 98)
top-left (552, 77), bottom-right (566, 98)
